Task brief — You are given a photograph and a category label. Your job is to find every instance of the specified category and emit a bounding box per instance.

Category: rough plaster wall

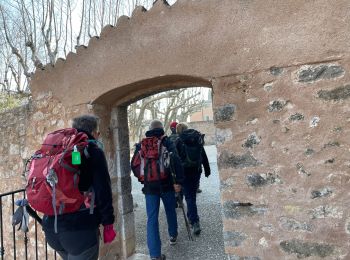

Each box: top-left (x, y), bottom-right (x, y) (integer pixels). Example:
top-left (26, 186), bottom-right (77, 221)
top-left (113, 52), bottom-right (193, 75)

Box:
top-left (214, 60), bottom-right (350, 259)
top-left (31, 0), bottom-right (350, 106)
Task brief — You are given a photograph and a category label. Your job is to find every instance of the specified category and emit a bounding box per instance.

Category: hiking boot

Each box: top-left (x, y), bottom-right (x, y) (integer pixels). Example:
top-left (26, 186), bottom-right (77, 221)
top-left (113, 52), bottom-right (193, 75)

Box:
top-left (151, 254), bottom-right (166, 260)
top-left (192, 222), bottom-right (201, 235)
top-left (197, 188), bottom-right (202, 193)
top-left (169, 236), bottom-right (177, 245)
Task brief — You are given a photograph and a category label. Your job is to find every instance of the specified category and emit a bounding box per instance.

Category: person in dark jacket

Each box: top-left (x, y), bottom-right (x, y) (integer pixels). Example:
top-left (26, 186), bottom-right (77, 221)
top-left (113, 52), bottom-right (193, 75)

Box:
top-left (168, 121), bottom-right (179, 145)
top-left (131, 120), bottom-right (184, 260)
top-left (176, 123), bottom-right (210, 236)
top-left (42, 115), bottom-right (116, 260)
top-left (169, 121), bottom-right (203, 193)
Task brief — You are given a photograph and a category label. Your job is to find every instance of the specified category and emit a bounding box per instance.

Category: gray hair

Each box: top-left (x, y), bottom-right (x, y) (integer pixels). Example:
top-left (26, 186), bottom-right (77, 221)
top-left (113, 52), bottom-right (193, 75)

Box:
top-left (72, 114), bottom-right (100, 134)
top-left (149, 119), bottom-right (163, 130)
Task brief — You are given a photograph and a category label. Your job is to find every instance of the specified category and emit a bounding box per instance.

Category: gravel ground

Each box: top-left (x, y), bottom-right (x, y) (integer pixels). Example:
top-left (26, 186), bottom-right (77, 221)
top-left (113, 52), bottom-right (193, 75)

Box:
top-left (131, 145), bottom-right (225, 260)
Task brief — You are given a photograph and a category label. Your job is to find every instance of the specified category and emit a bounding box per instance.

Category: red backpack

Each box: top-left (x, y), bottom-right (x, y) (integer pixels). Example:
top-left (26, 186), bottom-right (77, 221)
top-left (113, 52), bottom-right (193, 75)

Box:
top-left (131, 136), bottom-right (170, 183)
top-left (25, 128), bottom-right (90, 221)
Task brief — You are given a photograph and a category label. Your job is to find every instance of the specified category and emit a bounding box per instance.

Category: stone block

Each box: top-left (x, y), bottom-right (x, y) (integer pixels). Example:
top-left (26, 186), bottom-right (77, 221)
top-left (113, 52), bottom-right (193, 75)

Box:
top-left (214, 104), bottom-right (236, 122)
top-left (280, 239), bottom-right (335, 258)
top-left (118, 193), bottom-right (134, 215)
top-left (296, 163), bottom-right (310, 176)
top-left (113, 150), bottom-right (131, 178)
top-left (267, 100), bottom-right (287, 112)
top-left (223, 231), bottom-right (247, 247)
top-left (297, 64), bottom-right (344, 83)
top-left (242, 133), bottom-right (261, 149)
top-left (218, 151), bottom-right (261, 169)
top-left (223, 201), bottom-right (267, 220)
top-left (120, 212), bottom-right (135, 240)
top-left (318, 84), bottom-right (350, 101)
top-left (246, 172), bottom-right (281, 187)
top-left (310, 206), bottom-right (343, 219)
top-left (270, 67), bottom-right (284, 76)
top-left (117, 176), bottom-right (132, 195)
top-left (304, 148), bottom-right (314, 156)
top-left (289, 113), bottom-right (304, 121)
top-left (122, 236), bottom-right (136, 258)
top-left (309, 116), bottom-right (320, 128)
top-left (216, 128), bottom-right (233, 145)
top-left (311, 187), bottom-right (332, 199)
top-left (278, 217), bottom-right (312, 232)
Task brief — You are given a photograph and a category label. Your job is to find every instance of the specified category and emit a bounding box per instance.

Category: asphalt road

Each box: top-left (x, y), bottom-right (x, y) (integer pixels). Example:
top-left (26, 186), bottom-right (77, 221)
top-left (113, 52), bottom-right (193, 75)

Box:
top-left (131, 145), bottom-right (225, 260)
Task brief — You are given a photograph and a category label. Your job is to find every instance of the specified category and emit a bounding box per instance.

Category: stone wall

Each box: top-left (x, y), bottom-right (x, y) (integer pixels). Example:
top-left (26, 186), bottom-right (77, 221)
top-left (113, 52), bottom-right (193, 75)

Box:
top-left (0, 93), bottom-right (121, 259)
top-left (0, 104), bottom-right (30, 193)
top-left (188, 120), bottom-right (215, 145)
top-left (2, 0), bottom-right (350, 259)
top-left (214, 61), bottom-right (350, 259)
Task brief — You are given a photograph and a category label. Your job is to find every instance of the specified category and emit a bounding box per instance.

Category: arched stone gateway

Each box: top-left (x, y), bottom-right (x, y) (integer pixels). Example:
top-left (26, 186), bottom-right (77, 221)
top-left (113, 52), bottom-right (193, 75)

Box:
top-left (3, 0), bottom-right (349, 259)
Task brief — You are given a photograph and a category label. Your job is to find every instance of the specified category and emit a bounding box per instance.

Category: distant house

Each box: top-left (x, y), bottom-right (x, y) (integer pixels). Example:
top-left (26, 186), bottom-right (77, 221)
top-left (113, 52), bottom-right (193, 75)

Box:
top-left (189, 100), bottom-right (213, 122)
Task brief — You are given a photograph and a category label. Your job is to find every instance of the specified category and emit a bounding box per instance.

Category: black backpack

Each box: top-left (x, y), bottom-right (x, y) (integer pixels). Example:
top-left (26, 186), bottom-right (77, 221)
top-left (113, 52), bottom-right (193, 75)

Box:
top-left (180, 129), bottom-right (204, 168)
top-left (168, 133), bottom-right (179, 145)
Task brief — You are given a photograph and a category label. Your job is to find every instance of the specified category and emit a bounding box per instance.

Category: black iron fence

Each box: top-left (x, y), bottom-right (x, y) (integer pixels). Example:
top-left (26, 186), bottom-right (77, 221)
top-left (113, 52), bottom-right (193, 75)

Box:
top-left (0, 189), bottom-right (57, 260)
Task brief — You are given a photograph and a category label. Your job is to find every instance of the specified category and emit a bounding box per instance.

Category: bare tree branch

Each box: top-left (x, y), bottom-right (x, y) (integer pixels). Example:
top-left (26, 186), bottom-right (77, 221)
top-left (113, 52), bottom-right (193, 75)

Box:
top-left (76, 0), bottom-right (85, 46)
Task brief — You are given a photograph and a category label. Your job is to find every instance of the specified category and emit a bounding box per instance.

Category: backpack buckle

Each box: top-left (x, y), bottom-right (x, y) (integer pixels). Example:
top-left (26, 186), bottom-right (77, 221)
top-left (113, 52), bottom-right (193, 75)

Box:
top-left (46, 169), bottom-right (58, 187)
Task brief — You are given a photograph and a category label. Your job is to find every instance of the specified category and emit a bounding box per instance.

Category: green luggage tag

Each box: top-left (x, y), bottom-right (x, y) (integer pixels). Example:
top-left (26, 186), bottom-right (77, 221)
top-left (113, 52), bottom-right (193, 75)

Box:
top-left (72, 145), bottom-right (81, 165)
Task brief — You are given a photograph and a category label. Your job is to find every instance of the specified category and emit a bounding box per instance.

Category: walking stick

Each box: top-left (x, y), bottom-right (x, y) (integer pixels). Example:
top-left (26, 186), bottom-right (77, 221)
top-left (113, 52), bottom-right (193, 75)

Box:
top-left (175, 193), bottom-right (193, 241)
top-left (168, 152), bottom-right (194, 241)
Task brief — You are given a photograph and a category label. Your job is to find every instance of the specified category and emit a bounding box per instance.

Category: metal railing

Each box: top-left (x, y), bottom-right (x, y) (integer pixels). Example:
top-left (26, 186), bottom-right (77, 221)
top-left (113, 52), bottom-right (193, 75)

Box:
top-left (0, 189), bottom-right (57, 260)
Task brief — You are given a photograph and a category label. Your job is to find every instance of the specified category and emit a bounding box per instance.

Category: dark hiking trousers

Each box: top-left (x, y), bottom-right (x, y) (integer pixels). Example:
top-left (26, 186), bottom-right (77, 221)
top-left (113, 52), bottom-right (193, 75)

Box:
top-left (44, 228), bottom-right (99, 260)
top-left (183, 171), bottom-right (201, 225)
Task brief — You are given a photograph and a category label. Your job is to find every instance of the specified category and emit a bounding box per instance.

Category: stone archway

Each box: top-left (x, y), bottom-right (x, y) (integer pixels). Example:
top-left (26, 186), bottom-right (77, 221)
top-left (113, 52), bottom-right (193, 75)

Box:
top-left (93, 76), bottom-right (212, 258)
top-left (26, 0), bottom-right (350, 259)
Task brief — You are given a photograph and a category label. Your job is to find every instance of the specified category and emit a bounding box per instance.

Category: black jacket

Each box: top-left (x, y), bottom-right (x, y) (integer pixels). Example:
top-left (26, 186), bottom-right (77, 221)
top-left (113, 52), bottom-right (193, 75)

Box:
top-left (42, 131), bottom-right (115, 232)
top-left (177, 135), bottom-right (211, 177)
top-left (132, 128), bottom-right (184, 195)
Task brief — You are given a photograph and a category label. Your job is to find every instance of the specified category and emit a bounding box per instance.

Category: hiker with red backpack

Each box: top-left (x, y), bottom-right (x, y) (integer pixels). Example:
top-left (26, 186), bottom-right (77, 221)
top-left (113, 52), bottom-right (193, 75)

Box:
top-left (131, 120), bottom-right (184, 260)
top-left (25, 115), bottom-right (116, 259)
top-left (176, 123), bottom-right (211, 236)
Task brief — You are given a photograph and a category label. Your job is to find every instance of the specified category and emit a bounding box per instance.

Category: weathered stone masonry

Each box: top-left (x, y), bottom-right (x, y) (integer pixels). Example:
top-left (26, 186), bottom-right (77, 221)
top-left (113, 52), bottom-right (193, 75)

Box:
top-left (215, 62), bottom-right (350, 260)
top-left (2, 0), bottom-right (350, 259)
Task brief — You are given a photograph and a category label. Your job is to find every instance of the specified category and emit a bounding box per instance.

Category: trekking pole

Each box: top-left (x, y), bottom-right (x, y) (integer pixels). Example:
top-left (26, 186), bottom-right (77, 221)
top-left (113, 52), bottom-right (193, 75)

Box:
top-left (168, 152), bottom-right (194, 241)
top-left (176, 193), bottom-right (193, 241)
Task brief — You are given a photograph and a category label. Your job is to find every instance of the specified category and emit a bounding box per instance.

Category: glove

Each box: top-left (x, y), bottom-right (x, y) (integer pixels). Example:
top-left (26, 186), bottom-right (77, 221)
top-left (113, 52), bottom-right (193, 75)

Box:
top-left (103, 224), bottom-right (117, 244)
top-left (205, 171), bottom-right (211, 178)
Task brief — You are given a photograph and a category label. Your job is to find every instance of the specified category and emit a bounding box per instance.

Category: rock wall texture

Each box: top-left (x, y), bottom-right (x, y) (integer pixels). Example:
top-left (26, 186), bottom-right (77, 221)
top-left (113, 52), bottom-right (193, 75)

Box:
top-left (1, 0), bottom-right (350, 259)
top-left (214, 61), bottom-right (350, 259)
top-left (0, 105), bottom-right (30, 193)
top-left (0, 94), bottom-right (121, 259)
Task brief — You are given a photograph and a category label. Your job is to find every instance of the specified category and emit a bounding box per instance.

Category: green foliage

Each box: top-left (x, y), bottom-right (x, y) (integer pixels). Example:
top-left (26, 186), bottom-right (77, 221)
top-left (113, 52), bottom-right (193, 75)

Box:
top-left (0, 92), bottom-right (28, 113)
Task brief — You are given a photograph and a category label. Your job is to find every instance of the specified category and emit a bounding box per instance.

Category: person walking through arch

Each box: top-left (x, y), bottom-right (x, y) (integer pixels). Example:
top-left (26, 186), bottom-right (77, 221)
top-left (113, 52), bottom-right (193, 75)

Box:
top-left (168, 121), bottom-right (179, 146)
top-left (176, 122), bottom-right (211, 235)
top-left (131, 120), bottom-right (184, 260)
top-left (169, 121), bottom-right (203, 194)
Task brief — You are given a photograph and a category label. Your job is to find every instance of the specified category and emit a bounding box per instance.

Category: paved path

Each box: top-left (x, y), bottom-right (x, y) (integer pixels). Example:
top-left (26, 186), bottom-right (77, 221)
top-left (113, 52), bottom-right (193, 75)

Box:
top-left (131, 146), bottom-right (225, 260)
